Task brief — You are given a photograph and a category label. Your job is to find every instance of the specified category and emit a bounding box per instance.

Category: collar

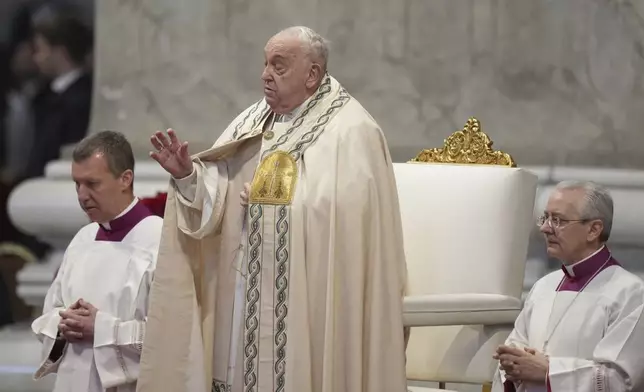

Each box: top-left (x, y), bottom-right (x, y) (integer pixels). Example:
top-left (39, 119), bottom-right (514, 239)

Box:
top-left (276, 91), bottom-right (320, 123)
top-left (558, 245), bottom-right (619, 292)
top-left (563, 246), bottom-right (606, 278)
top-left (51, 68), bottom-right (82, 93)
top-left (95, 198), bottom-right (152, 242)
top-left (100, 198), bottom-right (138, 230)
top-left (275, 102), bottom-right (304, 123)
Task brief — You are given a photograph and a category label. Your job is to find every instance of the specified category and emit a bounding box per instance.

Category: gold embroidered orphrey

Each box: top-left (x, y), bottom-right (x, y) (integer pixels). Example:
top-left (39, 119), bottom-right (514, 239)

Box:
top-left (249, 151), bottom-right (298, 205)
top-left (411, 117), bottom-right (516, 167)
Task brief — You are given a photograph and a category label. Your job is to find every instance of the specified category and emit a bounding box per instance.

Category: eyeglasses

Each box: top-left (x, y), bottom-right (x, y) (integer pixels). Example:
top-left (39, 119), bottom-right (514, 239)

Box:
top-left (536, 215), bottom-right (591, 229)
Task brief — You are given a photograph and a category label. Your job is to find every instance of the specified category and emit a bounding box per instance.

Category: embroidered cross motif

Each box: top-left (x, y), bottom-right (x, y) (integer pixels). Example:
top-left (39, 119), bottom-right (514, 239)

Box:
top-left (249, 152), bottom-right (297, 205)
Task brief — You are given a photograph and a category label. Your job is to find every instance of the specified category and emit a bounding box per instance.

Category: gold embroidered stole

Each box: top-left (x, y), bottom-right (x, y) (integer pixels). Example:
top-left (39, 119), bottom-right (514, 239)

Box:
top-left (240, 75), bottom-right (350, 392)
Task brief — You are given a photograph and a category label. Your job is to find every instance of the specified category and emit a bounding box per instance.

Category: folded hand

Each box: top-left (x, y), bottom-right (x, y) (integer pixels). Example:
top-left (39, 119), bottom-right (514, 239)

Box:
top-left (58, 299), bottom-right (98, 343)
top-left (493, 345), bottom-right (549, 384)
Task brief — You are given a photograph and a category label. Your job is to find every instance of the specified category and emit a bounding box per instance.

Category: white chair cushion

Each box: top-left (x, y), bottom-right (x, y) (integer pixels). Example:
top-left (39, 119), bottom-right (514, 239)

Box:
top-left (404, 293), bottom-right (521, 326)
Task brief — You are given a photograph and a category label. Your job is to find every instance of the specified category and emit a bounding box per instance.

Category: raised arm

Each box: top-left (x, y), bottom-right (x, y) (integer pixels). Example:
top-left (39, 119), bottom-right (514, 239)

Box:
top-left (150, 129), bottom-right (227, 238)
top-left (150, 129), bottom-right (193, 181)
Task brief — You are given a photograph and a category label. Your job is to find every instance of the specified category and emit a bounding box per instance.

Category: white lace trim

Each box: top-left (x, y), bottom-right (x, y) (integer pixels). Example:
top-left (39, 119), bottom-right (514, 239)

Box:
top-left (594, 365), bottom-right (606, 392)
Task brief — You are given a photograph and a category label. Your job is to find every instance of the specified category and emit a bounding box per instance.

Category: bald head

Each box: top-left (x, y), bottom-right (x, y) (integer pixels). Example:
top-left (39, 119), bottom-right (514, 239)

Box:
top-left (261, 26), bottom-right (329, 114)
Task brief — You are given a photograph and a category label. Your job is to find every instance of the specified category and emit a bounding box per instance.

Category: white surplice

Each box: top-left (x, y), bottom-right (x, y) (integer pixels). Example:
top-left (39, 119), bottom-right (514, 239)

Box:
top-left (492, 248), bottom-right (644, 392)
top-left (31, 200), bottom-right (163, 392)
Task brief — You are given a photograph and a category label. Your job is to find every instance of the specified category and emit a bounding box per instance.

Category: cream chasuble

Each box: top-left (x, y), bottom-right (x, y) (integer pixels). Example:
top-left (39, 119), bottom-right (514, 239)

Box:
top-left (31, 200), bottom-right (163, 392)
top-left (137, 74), bottom-right (408, 392)
top-left (492, 246), bottom-right (644, 392)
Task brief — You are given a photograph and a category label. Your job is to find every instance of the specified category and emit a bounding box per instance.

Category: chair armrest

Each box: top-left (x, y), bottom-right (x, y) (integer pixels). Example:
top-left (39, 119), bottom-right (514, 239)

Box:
top-left (403, 293), bottom-right (522, 327)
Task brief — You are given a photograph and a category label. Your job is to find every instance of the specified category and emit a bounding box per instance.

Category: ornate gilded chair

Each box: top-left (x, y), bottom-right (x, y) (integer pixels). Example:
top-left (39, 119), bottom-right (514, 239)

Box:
top-left (394, 119), bottom-right (538, 391)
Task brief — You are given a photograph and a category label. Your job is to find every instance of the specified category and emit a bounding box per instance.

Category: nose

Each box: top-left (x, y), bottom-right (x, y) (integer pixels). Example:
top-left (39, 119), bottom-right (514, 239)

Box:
top-left (261, 66), bottom-right (271, 82)
top-left (77, 184), bottom-right (90, 202)
top-left (539, 220), bottom-right (553, 234)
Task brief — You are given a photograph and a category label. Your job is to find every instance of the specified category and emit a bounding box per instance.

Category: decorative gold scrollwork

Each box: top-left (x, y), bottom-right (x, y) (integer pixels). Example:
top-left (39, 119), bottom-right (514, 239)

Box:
top-left (249, 151), bottom-right (298, 205)
top-left (410, 118), bottom-right (516, 167)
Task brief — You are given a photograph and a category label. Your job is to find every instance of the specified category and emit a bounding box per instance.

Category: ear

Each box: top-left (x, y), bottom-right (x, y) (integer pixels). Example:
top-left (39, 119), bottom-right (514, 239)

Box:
top-left (305, 63), bottom-right (323, 89)
top-left (587, 220), bottom-right (604, 242)
top-left (120, 169), bottom-right (134, 190)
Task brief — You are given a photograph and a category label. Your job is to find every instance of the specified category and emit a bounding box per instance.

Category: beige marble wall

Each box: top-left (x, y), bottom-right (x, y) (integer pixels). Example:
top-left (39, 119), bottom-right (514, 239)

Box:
top-left (90, 0), bottom-right (644, 168)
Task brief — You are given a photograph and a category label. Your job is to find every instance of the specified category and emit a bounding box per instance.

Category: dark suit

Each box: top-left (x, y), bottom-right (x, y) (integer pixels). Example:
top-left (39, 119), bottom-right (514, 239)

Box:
top-left (24, 71), bottom-right (92, 179)
top-left (1, 72), bottom-right (93, 261)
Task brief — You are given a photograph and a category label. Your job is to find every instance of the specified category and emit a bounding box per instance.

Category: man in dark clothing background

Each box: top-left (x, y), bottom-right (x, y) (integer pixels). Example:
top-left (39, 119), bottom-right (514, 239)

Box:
top-left (0, 1), bottom-right (93, 327)
top-left (25, 4), bottom-right (93, 179)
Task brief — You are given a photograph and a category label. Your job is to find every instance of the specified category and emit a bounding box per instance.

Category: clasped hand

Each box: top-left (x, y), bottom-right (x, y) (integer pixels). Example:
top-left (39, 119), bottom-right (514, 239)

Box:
top-left (58, 299), bottom-right (98, 343)
top-left (493, 345), bottom-right (549, 384)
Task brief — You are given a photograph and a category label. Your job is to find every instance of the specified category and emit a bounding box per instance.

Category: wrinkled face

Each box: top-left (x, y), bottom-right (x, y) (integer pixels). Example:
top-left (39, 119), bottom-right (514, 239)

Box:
top-left (72, 153), bottom-right (133, 223)
top-left (539, 189), bottom-right (603, 263)
top-left (261, 34), bottom-right (320, 114)
top-left (32, 34), bottom-right (62, 77)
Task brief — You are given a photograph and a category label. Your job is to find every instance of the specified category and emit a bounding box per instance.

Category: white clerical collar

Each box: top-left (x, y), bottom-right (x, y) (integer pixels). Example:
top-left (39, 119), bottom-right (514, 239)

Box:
top-left (564, 245), bottom-right (605, 277)
top-left (101, 198), bottom-right (138, 230)
top-left (276, 104), bottom-right (302, 123)
top-left (51, 68), bottom-right (82, 93)
top-left (275, 93), bottom-right (317, 123)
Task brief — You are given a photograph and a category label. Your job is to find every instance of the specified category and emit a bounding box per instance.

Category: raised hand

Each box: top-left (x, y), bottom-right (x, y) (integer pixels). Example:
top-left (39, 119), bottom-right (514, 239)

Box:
top-left (150, 129), bottom-right (193, 179)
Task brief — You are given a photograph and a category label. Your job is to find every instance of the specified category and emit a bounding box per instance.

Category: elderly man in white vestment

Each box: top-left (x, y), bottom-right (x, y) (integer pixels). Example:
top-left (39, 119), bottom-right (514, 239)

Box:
top-left (136, 26), bottom-right (408, 392)
top-left (492, 181), bottom-right (644, 392)
top-left (31, 131), bottom-right (163, 392)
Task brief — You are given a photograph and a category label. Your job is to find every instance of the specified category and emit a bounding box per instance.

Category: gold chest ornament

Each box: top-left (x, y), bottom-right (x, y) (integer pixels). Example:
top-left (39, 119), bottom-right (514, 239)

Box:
top-left (249, 151), bottom-right (298, 205)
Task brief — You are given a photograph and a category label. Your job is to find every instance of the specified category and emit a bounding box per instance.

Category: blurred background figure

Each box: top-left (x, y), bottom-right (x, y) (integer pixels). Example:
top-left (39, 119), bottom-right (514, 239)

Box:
top-left (1, 0), bottom-right (44, 186)
top-left (0, 0), bottom-right (93, 329)
top-left (25, 1), bottom-right (93, 180)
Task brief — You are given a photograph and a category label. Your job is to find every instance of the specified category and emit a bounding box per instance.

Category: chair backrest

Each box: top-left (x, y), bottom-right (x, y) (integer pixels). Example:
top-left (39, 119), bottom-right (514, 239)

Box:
top-left (397, 118), bottom-right (538, 384)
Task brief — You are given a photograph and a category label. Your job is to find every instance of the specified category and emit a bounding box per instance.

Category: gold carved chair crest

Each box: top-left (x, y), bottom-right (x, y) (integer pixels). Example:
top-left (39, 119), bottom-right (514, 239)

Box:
top-left (410, 118), bottom-right (516, 167)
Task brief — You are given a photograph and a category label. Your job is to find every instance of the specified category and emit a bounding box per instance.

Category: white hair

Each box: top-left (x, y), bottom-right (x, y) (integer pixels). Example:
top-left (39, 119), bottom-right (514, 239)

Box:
top-left (555, 180), bottom-right (614, 242)
top-left (278, 26), bottom-right (330, 71)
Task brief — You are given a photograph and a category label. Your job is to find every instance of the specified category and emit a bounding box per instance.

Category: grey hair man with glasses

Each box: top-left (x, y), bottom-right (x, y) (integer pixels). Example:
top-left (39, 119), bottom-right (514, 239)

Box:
top-left (491, 180), bottom-right (644, 392)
